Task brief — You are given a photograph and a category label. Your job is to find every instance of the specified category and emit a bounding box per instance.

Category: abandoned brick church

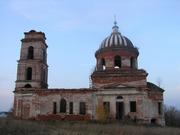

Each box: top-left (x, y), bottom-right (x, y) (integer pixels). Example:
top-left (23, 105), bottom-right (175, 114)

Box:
top-left (13, 22), bottom-right (165, 125)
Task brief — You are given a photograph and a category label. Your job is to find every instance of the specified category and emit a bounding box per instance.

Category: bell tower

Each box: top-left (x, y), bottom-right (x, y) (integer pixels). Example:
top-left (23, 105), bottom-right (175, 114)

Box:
top-left (15, 30), bottom-right (48, 90)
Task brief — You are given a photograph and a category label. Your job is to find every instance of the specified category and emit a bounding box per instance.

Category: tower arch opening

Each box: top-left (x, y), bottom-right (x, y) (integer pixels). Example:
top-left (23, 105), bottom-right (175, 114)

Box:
top-left (24, 84), bottom-right (32, 88)
top-left (101, 58), bottom-right (106, 70)
top-left (114, 55), bottom-right (121, 68)
top-left (27, 46), bottom-right (34, 59)
top-left (26, 67), bottom-right (32, 80)
top-left (130, 57), bottom-right (136, 69)
top-left (117, 95), bottom-right (123, 99)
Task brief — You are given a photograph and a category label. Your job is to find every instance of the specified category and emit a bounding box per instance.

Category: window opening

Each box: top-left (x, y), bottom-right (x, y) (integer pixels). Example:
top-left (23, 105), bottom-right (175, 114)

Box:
top-left (53, 102), bottom-right (57, 114)
top-left (69, 102), bottom-right (73, 114)
top-left (114, 56), bottom-right (121, 68)
top-left (101, 58), bottom-right (106, 70)
top-left (26, 67), bottom-right (32, 80)
top-left (79, 102), bottom-right (86, 115)
top-left (130, 101), bottom-right (136, 112)
top-left (60, 99), bottom-right (66, 113)
top-left (27, 46), bottom-right (34, 59)
top-left (24, 84), bottom-right (32, 88)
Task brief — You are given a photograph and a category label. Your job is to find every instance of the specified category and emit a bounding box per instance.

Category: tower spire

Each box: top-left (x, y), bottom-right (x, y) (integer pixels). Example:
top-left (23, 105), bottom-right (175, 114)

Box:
top-left (112, 15), bottom-right (119, 33)
top-left (114, 15), bottom-right (117, 26)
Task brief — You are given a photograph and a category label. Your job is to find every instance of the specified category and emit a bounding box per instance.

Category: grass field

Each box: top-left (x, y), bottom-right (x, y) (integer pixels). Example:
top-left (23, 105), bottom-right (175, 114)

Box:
top-left (0, 118), bottom-right (180, 135)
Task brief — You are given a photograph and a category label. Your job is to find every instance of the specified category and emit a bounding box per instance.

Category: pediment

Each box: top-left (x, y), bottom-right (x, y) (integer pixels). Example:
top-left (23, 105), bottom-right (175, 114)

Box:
top-left (102, 83), bottom-right (135, 89)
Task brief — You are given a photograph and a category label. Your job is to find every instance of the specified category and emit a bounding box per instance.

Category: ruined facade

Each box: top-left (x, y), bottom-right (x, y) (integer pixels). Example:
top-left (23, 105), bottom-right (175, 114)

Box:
top-left (13, 23), bottom-right (165, 125)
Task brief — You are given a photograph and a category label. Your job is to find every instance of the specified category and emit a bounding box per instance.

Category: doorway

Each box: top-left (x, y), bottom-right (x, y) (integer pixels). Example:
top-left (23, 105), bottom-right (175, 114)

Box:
top-left (116, 102), bottom-right (124, 120)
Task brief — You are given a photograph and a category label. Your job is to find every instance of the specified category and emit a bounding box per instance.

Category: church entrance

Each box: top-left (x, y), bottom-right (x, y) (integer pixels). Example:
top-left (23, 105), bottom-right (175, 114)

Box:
top-left (116, 102), bottom-right (124, 120)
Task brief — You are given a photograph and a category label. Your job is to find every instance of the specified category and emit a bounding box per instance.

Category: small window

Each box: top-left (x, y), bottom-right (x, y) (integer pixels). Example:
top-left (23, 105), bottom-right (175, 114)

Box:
top-left (130, 101), bottom-right (136, 112)
top-left (114, 55), bottom-right (121, 68)
top-left (26, 67), bottom-right (32, 80)
top-left (53, 102), bottom-right (57, 114)
top-left (60, 99), bottom-right (66, 113)
top-left (158, 102), bottom-right (162, 115)
top-left (103, 102), bottom-right (110, 114)
top-left (27, 46), bottom-right (34, 59)
top-left (79, 102), bottom-right (86, 115)
top-left (69, 102), bottom-right (73, 114)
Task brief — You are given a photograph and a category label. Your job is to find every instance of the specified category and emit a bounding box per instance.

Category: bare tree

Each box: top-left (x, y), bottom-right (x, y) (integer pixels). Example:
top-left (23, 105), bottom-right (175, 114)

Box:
top-left (164, 105), bottom-right (180, 127)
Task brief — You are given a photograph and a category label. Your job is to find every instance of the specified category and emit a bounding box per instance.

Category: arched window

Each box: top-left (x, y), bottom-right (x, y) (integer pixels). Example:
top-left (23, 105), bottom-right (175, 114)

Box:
top-left (27, 46), bottom-right (34, 59)
top-left (60, 98), bottom-right (66, 113)
top-left (24, 84), bottom-right (32, 88)
top-left (26, 67), bottom-right (32, 80)
top-left (114, 55), bottom-right (121, 68)
top-left (117, 96), bottom-right (123, 99)
top-left (101, 58), bottom-right (106, 70)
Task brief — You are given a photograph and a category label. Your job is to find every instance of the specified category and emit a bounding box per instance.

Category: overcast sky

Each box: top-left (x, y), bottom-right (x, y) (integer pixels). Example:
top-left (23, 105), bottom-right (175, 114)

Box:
top-left (0, 0), bottom-right (180, 111)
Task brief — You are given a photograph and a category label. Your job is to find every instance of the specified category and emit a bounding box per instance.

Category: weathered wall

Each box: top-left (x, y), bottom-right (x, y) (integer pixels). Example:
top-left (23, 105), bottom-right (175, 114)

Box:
top-left (94, 88), bottom-right (146, 119)
top-left (91, 69), bottom-right (147, 89)
top-left (14, 89), bottom-right (96, 120)
top-left (14, 88), bottom-right (164, 125)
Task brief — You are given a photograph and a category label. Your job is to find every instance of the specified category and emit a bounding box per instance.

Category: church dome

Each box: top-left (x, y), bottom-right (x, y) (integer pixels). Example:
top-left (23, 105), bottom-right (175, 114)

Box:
top-left (99, 22), bottom-right (134, 49)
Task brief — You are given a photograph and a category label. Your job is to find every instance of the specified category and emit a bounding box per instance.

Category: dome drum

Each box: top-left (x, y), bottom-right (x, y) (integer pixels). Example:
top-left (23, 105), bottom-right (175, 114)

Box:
top-left (96, 55), bottom-right (138, 71)
top-left (94, 22), bottom-right (140, 71)
top-left (95, 46), bottom-right (139, 57)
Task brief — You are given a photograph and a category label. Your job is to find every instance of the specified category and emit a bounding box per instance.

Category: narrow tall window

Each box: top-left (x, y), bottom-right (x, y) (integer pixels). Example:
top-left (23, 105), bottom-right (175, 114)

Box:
top-left (114, 55), bottom-right (121, 68)
top-left (53, 102), bottom-right (57, 114)
top-left (43, 50), bottom-right (46, 63)
top-left (103, 102), bottom-right (110, 114)
top-left (101, 58), bottom-right (106, 70)
top-left (26, 67), bottom-right (32, 80)
top-left (158, 102), bottom-right (162, 115)
top-left (79, 102), bottom-right (86, 115)
top-left (130, 101), bottom-right (136, 112)
top-left (130, 57), bottom-right (135, 69)
top-left (69, 102), bottom-right (73, 114)
top-left (43, 69), bottom-right (46, 83)
top-left (27, 46), bottom-right (34, 59)
top-left (60, 99), bottom-right (66, 113)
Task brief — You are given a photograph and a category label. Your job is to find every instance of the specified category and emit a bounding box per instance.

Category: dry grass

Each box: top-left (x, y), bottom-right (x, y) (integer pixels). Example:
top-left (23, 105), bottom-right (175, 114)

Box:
top-left (0, 118), bottom-right (180, 135)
